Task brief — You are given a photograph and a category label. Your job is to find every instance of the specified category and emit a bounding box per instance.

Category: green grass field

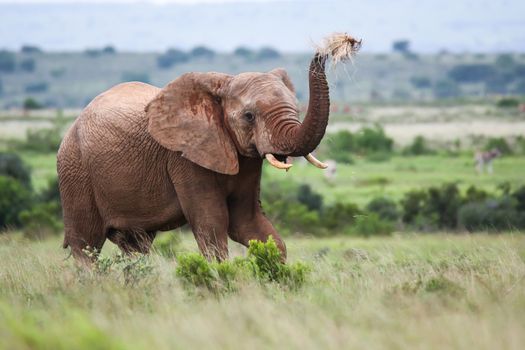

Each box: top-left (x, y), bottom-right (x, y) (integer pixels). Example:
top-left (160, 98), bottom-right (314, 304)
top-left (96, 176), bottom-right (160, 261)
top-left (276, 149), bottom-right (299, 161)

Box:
top-left (18, 151), bottom-right (525, 206)
top-left (1, 234), bottom-right (524, 349)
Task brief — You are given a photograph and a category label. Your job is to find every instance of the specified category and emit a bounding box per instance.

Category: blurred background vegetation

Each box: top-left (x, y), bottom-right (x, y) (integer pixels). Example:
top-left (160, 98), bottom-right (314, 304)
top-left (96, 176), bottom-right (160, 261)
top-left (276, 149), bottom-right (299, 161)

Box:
top-left (0, 9), bottom-right (524, 241)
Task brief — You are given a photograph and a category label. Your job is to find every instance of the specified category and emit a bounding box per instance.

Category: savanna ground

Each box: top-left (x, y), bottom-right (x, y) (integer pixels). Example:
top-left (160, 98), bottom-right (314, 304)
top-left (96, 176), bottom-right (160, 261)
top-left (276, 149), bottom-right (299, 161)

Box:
top-left (1, 234), bottom-right (524, 349)
top-left (1, 103), bottom-right (525, 349)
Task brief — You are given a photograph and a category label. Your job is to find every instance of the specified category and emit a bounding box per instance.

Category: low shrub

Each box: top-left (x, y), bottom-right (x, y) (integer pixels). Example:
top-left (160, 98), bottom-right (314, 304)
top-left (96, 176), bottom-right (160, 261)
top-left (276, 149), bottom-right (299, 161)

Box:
top-left (356, 125), bottom-right (394, 154)
top-left (457, 197), bottom-right (522, 232)
top-left (261, 179), bottom-right (323, 235)
top-left (484, 137), bottom-right (512, 155)
top-left (175, 237), bottom-right (310, 293)
top-left (512, 185), bottom-right (525, 212)
top-left (496, 97), bottom-right (520, 108)
top-left (86, 250), bottom-right (155, 286)
top-left (0, 152), bottom-right (32, 189)
top-left (0, 176), bottom-right (32, 229)
top-left (8, 126), bottom-right (62, 153)
top-left (401, 183), bottom-right (462, 230)
top-left (324, 130), bottom-right (355, 164)
top-left (349, 213), bottom-right (394, 237)
top-left (322, 125), bottom-right (393, 163)
top-left (297, 184), bottom-right (323, 212)
top-left (424, 276), bottom-right (464, 297)
top-left (322, 202), bottom-right (361, 230)
top-left (366, 197), bottom-right (399, 221)
top-left (19, 202), bottom-right (62, 239)
top-left (400, 189), bottom-right (427, 224)
top-left (403, 136), bottom-right (434, 156)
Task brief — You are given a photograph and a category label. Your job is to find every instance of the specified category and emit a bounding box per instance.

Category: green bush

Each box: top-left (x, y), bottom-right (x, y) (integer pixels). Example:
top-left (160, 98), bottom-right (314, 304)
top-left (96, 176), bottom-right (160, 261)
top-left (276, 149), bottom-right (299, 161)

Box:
top-left (23, 97), bottom-right (42, 110)
top-left (19, 202), bottom-right (62, 239)
top-left (512, 185), bottom-right (525, 212)
top-left (356, 125), bottom-right (393, 154)
top-left (9, 126), bottom-right (62, 153)
top-left (323, 126), bottom-right (393, 163)
top-left (261, 179), bottom-right (322, 234)
top-left (424, 183), bottom-right (462, 229)
top-left (176, 253), bottom-right (221, 290)
top-left (0, 152), bottom-right (32, 189)
top-left (153, 232), bottom-right (182, 258)
top-left (297, 184), bottom-right (323, 212)
top-left (366, 197), bottom-right (399, 221)
top-left (322, 202), bottom-right (361, 230)
top-left (0, 176), bottom-right (32, 229)
top-left (401, 184), bottom-right (462, 230)
top-left (175, 237), bottom-right (309, 293)
top-left (350, 213), bottom-right (394, 237)
top-left (457, 197), bottom-right (521, 232)
top-left (484, 137), bottom-right (512, 155)
top-left (247, 237), bottom-right (309, 288)
top-left (464, 185), bottom-right (489, 203)
top-left (324, 130), bottom-right (355, 164)
top-left (400, 190), bottom-right (427, 224)
top-left (403, 136), bottom-right (434, 156)
top-left (496, 98), bottom-right (520, 108)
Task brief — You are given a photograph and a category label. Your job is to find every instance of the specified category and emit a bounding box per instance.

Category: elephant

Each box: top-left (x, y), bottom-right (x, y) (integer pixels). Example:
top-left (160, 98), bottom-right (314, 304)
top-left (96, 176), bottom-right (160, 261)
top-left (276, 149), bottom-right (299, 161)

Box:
top-left (57, 53), bottom-right (333, 263)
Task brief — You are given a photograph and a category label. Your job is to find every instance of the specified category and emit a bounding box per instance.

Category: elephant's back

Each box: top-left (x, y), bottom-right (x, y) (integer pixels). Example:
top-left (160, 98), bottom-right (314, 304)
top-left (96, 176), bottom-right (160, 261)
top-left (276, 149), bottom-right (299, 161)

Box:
top-left (73, 81), bottom-right (170, 181)
top-left (76, 82), bottom-right (161, 152)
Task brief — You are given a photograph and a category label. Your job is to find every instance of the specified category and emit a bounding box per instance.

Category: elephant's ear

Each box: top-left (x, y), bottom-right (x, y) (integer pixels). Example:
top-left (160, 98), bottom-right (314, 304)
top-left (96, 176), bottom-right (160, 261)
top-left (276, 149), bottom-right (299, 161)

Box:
top-left (146, 72), bottom-right (239, 175)
top-left (269, 68), bottom-right (295, 93)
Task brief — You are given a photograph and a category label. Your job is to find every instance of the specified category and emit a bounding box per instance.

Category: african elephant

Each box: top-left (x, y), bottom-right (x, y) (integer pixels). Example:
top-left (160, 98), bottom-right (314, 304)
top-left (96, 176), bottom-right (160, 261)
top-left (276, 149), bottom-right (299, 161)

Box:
top-left (58, 53), bottom-right (332, 263)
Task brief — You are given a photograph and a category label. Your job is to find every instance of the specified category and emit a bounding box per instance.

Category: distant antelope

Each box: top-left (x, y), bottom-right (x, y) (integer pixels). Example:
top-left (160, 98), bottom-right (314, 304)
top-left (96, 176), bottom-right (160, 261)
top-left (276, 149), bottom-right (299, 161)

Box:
top-left (475, 148), bottom-right (501, 174)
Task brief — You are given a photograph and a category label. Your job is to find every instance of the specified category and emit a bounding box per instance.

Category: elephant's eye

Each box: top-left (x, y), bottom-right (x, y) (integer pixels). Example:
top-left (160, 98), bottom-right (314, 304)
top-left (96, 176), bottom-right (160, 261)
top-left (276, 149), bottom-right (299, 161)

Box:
top-left (243, 112), bottom-right (255, 122)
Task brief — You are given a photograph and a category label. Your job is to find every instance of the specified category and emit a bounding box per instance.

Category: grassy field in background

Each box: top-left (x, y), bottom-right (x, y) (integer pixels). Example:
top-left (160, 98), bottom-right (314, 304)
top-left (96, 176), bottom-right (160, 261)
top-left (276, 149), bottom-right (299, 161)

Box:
top-left (265, 155), bottom-right (525, 205)
top-left (18, 149), bottom-right (523, 206)
top-left (0, 234), bottom-right (524, 349)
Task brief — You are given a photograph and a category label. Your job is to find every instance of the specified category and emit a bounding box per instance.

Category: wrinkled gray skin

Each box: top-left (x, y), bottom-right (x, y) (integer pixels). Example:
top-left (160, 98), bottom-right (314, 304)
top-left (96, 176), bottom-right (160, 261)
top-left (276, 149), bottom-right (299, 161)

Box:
top-left (58, 54), bottom-right (329, 263)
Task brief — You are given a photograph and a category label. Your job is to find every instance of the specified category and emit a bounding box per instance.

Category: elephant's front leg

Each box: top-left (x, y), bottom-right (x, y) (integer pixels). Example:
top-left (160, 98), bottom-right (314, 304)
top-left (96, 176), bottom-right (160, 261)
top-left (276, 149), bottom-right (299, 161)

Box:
top-left (228, 197), bottom-right (287, 261)
top-left (173, 174), bottom-right (229, 261)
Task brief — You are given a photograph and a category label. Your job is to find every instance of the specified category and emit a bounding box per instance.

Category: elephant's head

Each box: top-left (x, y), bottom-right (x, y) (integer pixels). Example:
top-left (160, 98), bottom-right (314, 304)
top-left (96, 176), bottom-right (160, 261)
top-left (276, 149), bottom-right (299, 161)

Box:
top-left (145, 53), bottom-right (333, 175)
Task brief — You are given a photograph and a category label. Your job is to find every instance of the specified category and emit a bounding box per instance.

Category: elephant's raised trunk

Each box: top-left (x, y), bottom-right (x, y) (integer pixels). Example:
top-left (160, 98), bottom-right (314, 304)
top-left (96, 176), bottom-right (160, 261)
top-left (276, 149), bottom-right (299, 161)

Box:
top-left (288, 53), bottom-right (330, 157)
top-left (266, 33), bottom-right (361, 171)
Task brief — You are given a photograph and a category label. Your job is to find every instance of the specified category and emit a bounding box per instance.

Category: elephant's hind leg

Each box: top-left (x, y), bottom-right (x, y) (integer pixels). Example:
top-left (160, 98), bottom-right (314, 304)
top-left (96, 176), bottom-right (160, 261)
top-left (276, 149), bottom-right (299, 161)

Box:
top-left (58, 134), bottom-right (106, 263)
top-left (107, 228), bottom-right (156, 254)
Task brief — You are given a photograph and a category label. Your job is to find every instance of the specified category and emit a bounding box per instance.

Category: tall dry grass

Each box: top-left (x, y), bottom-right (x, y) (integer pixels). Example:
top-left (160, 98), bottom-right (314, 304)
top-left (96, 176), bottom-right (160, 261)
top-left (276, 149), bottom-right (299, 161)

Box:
top-left (0, 233), bottom-right (524, 349)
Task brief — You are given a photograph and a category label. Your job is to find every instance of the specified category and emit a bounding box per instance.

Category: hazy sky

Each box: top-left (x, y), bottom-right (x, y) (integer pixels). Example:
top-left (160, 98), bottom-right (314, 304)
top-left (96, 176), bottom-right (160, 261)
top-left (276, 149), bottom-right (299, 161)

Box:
top-left (1, 0), bottom-right (524, 52)
top-left (0, 0), bottom-right (289, 3)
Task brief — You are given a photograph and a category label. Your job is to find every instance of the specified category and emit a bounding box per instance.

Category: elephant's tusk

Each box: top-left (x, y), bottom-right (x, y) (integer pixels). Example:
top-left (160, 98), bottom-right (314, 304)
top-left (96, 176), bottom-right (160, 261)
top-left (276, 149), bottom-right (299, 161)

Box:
top-left (265, 154), bottom-right (293, 171)
top-left (305, 153), bottom-right (328, 169)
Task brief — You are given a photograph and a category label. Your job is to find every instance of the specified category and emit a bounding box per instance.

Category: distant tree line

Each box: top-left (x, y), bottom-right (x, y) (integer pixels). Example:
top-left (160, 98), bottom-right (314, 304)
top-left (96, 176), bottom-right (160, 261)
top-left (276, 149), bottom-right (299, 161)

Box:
top-left (157, 45), bottom-right (281, 69)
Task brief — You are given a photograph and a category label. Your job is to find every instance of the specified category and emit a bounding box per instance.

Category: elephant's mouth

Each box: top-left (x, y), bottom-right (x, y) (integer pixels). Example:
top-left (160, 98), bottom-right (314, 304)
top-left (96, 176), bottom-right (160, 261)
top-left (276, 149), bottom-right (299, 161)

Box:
top-left (264, 153), bottom-right (327, 171)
